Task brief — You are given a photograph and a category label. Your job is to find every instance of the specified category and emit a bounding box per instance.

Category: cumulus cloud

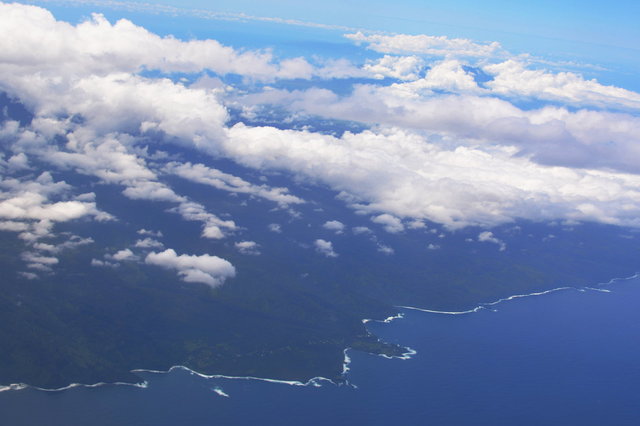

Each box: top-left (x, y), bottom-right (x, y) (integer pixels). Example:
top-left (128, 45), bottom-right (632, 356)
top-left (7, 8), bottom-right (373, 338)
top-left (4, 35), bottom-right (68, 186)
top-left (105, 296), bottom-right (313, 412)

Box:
top-left (363, 55), bottom-right (425, 81)
top-left (418, 59), bottom-right (483, 93)
top-left (1, 77), bottom-right (237, 241)
top-left (314, 239), bottom-right (337, 257)
top-left (225, 124), bottom-right (640, 229)
top-left (377, 243), bottom-right (394, 255)
top-left (109, 248), bottom-right (139, 262)
top-left (20, 247), bottom-right (67, 273)
top-left (0, 3), bottom-right (319, 81)
top-left (170, 201), bottom-right (236, 239)
top-left (0, 221), bottom-right (29, 232)
top-left (322, 220), bottom-right (345, 234)
top-left (92, 246), bottom-right (140, 267)
top-left (7, 153), bottom-right (29, 171)
top-left (237, 80), bottom-right (640, 173)
top-left (268, 223), bottom-right (282, 233)
top-left (91, 258), bottom-right (118, 268)
top-left (407, 220), bottom-right (426, 229)
top-left (165, 161), bottom-right (304, 206)
top-left (0, 172), bottom-right (112, 241)
top-left (371, 214), bottom-right (404, 233)
top-left (0, 173), bottom-right (106, 223)
top-left (235, 240), bottom-right (260, 255)
top-left (484, 60), bottom-right (640, 110)
top-left (145, 248), bottom-right (235, 287)
top-left (345, 32), bottom-right (503, 58)
top-left (352, 226), bottom-right (372, 235)
top-left (138, 229), bottom-right (163, 237)
top-left (33, 235), bottom-right (93, 253)
top-left (134, 238), bottom-right (164, 249)
top-left (478, 231), bottom-right (506, 251)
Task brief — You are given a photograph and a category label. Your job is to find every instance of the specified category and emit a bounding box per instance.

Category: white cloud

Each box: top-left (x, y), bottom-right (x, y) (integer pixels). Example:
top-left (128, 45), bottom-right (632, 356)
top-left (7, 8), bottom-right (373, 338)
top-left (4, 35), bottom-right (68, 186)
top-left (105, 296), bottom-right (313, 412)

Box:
top-left (137, 228), bottom-right (163, 237)
top-left (322, 220), bottom-right (345, 234)
top-left (0, 172), bottom-right (112, 241)
top-left (33, 235), bottom-right (93, 253)
top-left (407, 220), bottom-right (426, 229)
top-left (237, 81), bottom-right (640, 173)
top-left (0, 3), bottom-right (317, 81)
top-left (377, 243), bottom-right (394, 255)
top-left (21, 251), bottom-right (59, 272)
top-left (225, 124), bottom-right (640, 229)
top-left (1, 41), bottom-right (241, 250)
top-left (122, 181), bottom-right (184, 203)
top-left (18, 271), bottom-right (39, 280)
top-left (0, 195), bottom-right (100, 222)
top-left (314, 239), bottom-right (338, 257)
top-left (91, 258), bottom-right (117, 268)
top-left (478, 231), bottom-right (506, 251)
top-left (165, 161), bottom-right (304, 206)
top-left (109, 248), bottom-right (139, 261)
top-left (134, 238), bottom-right (164, 249)
top-left (371, 214), bottom-right (404, 233)
top-left (345, 32), bottom-right (503, 58)
top-left (3, 2), bottom-right (640, 237)
top-left (7, 153), bottom-right (29, 171)
top-left (170, 201), bottom-right (236, 239)
top-left (21, 252), bottom-right (59, 265)
top-left (0, 221), bottom-right (29, 232)
top-left (363, 55), bottom-right (425, 81)
top-left (268, 223), bottom-right (282, 233)
top-left (352, 226), bottom-right (372, 235)
top-left (484, 60), bottom-right (640, 110)
top-left (419, 60), bottom-right (482, 92)
top-left (235, 240), bottom-right (260, 255)
top-left (427, 243), bottom-right (440, 250)
top-left (145, 248), bottom-right (235, 287)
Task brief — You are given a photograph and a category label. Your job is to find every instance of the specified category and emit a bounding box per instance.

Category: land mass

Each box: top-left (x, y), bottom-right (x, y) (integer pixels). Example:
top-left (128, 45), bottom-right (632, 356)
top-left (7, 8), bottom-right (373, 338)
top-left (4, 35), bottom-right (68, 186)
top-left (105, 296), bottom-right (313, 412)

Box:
top-left (1, 94), bottom-right (639, 389)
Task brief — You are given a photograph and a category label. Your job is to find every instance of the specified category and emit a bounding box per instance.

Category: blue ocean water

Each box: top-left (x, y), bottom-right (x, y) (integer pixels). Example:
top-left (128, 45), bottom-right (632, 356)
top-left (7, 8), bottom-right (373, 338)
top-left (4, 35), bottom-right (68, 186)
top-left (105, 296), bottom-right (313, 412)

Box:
top-left (2, 276), bottom-right (640, 426)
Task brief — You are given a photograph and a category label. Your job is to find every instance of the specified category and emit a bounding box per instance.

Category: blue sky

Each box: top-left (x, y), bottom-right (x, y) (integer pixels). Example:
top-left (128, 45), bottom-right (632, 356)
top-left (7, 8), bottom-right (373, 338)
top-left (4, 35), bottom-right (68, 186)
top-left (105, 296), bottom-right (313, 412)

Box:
top-left (118, 0), bottom-right (639, 50)
top-left (28, 0), bottom-right (640, 89)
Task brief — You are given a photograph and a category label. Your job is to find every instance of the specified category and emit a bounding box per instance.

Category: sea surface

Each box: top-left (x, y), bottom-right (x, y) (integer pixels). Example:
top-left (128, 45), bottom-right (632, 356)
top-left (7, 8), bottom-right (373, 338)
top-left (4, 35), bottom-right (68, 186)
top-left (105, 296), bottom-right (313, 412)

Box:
top-left (2, 275), bottom-right (640, 426)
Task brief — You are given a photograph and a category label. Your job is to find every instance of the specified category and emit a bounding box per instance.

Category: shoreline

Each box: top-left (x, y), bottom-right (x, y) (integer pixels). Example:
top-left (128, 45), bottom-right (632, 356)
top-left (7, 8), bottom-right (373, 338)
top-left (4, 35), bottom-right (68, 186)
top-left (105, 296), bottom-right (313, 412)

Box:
top-left (2, 272), bottom-right (637, 394)
top-left (397, 272), bottom-right (639, 316)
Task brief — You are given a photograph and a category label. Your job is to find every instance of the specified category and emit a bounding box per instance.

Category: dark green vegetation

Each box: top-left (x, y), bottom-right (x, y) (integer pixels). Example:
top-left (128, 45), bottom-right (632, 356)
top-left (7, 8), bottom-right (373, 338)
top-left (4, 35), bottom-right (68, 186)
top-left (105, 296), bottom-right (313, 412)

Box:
top-left (2, 169), bottom-right (638, 389)
top-left (1, 95), bottom-right (639, 389)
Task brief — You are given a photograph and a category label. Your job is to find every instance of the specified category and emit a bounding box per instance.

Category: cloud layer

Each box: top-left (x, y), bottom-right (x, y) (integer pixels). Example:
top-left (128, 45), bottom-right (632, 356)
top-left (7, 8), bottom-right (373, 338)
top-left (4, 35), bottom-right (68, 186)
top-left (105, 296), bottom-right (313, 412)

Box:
top-left (2, 2), bottom-right (640, 240)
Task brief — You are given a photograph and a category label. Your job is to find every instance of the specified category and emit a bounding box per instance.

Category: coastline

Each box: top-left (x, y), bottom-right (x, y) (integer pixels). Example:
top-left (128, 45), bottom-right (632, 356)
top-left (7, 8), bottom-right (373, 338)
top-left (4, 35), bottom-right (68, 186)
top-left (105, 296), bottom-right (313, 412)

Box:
top-left (2, 272), bottom-right (638, 394)
top-left (397, 272), bottom-right (639, 315)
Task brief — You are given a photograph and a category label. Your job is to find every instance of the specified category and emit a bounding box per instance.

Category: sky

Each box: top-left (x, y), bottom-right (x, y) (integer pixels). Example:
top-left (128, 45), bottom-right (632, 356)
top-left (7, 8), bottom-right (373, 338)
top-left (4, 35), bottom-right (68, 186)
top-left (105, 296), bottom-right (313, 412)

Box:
top-left (1, 1), bottom-right (640, 279)
top-left (91, 0), bottom-right (639, 47)
top-left (25, 0), bottom-right (640, 89)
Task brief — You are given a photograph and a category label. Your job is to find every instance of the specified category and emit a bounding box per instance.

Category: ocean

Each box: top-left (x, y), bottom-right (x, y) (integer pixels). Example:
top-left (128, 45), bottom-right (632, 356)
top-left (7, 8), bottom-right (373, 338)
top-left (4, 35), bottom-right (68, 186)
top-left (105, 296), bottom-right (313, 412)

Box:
top-left (2, 275), bottom-right (640, 425)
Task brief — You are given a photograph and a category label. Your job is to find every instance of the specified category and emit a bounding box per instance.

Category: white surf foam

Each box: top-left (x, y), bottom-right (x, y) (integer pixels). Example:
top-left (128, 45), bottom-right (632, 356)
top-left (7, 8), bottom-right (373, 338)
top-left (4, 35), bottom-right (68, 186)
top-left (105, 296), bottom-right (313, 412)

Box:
top-left (396, 272), bottom-right (639, 316)
top-left (132, 365), bottom-right (336, 388)
top-left (376, 346), bottom-right (417, 360)
top-left (5, 273), bottom-right (635, 394)
top-left (0, 380), bottom-right (148, 393)
top-left (212, 386), bottom-right (230, 397)
top-left (396, 305), bottom-right (487, 315)
top-left (362, 313), bottom-right (404, 324)
top-left (342, 349), bottom-right (352, 375)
